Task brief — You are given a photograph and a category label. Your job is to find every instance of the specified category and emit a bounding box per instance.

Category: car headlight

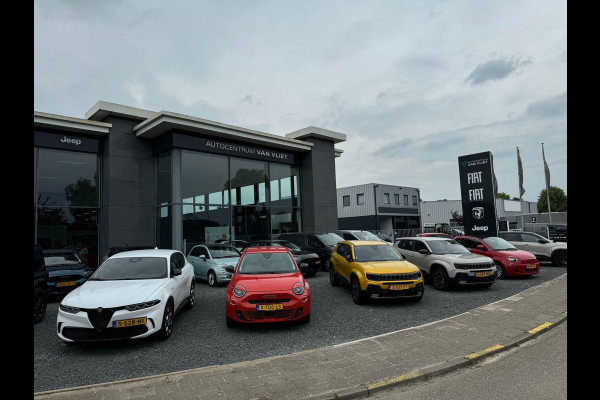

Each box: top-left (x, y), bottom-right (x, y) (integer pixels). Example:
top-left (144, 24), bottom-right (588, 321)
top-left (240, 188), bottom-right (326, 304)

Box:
top-left (59, 304), bottom-right (80, 314)
top-left (292, 282), bottom-right (305, 295)
top-left (232, 284), bottom-right (246, 298)
top-left (125, 299), bottom-right (161, 311)
top-left (507, 257), bottom-right (519, 262)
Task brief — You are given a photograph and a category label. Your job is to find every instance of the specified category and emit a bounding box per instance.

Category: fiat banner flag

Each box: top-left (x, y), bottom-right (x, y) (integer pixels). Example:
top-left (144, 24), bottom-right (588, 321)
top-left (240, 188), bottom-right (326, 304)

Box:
top-left (458, 151), bottom-right (498, 237)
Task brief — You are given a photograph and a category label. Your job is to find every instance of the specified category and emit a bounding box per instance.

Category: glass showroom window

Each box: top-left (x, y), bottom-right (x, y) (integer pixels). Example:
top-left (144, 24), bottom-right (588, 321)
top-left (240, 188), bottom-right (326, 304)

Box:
top-left (34, 148), bottom-right (100, 266)
top-left (181, 150), bottom-right (231, 248)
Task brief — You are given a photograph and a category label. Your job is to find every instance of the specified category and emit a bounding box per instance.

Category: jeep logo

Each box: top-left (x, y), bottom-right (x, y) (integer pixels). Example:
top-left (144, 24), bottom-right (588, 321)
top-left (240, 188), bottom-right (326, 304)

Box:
top-left (61, 136), bottom-right (82, 146)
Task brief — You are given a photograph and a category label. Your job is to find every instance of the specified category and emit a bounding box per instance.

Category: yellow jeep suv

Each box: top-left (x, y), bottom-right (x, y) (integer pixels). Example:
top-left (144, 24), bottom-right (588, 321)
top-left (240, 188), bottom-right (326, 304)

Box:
top-left (329, 240), bottom-right (424, 304)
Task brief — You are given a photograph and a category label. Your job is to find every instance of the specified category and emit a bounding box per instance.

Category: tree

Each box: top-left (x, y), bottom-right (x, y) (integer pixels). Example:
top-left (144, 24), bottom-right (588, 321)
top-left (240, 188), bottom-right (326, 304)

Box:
top-left (537, 186), bottom-right (567, 213)
top-left (496, 192), bottom-right (510, 199)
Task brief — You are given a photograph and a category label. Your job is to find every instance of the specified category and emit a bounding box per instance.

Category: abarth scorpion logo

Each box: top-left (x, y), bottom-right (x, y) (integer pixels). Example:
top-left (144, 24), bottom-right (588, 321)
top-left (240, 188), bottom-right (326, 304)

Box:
top-left (472, 207), bottom-right (484, 220)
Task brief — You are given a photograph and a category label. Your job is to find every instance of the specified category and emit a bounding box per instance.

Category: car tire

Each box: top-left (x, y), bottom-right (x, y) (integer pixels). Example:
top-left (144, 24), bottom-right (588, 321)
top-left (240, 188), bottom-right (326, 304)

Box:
top-left (226, 316), bottom-right (237, 328)
top-left (33, 288), bottom-right (47, 324)
top-left (552, 251), bottom-right (567, 268)
top-left (158, 301), bottom-right (174, 340)
top-left (329, 265), bottom-right (340, 287)
top-left (431, 267), bottom-right (449, 291)
top-left (207, 270), bottom-right (217, 287)
top-left (494, 262), bottom-right (506, 279)
top-left (186, 280), bottom-right (195, 309)
top-left (298, 313), bottom-right (310, 324)
top-left (351, 276), bottom-right (367, 305)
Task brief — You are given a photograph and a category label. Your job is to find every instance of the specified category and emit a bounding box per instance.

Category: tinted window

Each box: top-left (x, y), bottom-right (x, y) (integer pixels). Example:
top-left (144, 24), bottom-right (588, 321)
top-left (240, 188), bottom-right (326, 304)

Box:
top-left (237, 252), bottom-right (297, 274)
top-left (90, 257), bottom-right (168, 280)
top-left (354, 244), bottom-right (403, 262)
top-left (459, 238), bottom-right (482, 249)
top-left (414, 241), bottom-right (429, 252)
top-left (207, 245), bottom-right (241, 258)
top-left (44, 252), bottom-right (82, 266)
top-left (353, 231), bottom-right (382, 241)
top-left (397, 240), bottom-right (414, 251)
top-left (343, 233), bottom-right (355, 240)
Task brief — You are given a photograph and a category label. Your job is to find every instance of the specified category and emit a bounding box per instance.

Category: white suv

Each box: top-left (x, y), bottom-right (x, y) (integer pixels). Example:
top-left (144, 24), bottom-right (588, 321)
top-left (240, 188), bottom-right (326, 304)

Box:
top-left (394, 237), bottom-right (496, 290)
top-left (498, 231), bottom-right (567, 267)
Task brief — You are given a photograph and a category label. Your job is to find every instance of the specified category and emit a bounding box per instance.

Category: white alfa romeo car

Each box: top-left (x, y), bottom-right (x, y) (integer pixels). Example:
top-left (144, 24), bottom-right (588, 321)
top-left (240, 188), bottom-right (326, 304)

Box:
top-left (57, 249), bottom-right (195, 343)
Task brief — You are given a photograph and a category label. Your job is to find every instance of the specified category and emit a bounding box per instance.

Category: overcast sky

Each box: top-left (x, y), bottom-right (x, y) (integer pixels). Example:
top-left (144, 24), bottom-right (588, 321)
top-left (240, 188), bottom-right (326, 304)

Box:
top-left (34, 0), bottom-right (567, 203)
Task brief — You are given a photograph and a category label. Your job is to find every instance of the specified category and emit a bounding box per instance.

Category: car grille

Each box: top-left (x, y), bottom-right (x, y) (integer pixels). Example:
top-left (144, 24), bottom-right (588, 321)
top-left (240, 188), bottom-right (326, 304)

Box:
top-left (248, 298), bottom-right (291, 304)
top-left (87, 308), bottom-right (117, 330)
top-left (366, 272), bottom-right (421, 281)
top-left (454, 262), bottom-right (494, 270)
top-left (62, 326), bottom-right (148, 341)
top-left (244, 310), bottom-right (294, 320)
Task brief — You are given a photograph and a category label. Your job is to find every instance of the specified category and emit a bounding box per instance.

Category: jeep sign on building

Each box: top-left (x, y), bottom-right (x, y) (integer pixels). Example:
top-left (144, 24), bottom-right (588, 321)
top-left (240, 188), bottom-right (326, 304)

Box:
top-left (458, 151), bottom-right (498, 237)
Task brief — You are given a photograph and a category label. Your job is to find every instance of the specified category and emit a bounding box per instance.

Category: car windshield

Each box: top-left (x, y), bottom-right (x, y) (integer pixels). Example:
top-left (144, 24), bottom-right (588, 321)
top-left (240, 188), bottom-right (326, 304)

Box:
top-left (353, 231), bottom-right (382, 241)
top-left (354, 244), bottom-right (404, 262)
top-left (427, 240), bottom-right (470, 255)
top-left (483, 237), bottom-right (517, 250)
top-left (89, 257), bottom-right (168, 280)
top-left (317, 233), bottom-right (343, 246)
top-left (273, 240), bottom-right (302, 251)
top-left (208, 245), bottom-right (241, 258)
top-left (237, 252), bottom-right (298, 274)
top-left (44, 253), bottom-right (82, 266)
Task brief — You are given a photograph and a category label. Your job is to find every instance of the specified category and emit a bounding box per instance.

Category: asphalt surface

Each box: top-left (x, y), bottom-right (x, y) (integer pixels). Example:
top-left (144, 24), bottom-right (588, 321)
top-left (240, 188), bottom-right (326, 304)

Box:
top-left (34, 262), bottom-right (566, 394)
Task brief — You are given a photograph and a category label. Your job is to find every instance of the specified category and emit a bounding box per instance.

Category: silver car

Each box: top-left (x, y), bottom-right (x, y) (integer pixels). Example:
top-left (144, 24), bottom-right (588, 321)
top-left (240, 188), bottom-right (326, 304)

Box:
top-left (187, 244), bottom-right (241, 286)
top-left (498, 231), bottom-right (567, 267)
top-left (394, 237), bottom-right (496, 290)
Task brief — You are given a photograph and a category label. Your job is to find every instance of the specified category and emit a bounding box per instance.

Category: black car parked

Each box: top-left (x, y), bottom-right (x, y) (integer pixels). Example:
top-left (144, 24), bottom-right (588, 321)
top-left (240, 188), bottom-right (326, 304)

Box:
top-left (277, 232), bottom-right (343, 271)
top-left (43, 249), bottom-right (92, 296)
top-left (243, 239), bottom-right (321, 277)
top-left (34, 244), bottom-right (48, 324)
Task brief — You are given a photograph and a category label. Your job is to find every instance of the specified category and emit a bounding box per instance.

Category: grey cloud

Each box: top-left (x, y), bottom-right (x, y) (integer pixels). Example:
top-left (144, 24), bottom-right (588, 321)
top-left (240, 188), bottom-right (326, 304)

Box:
top-left (526, 92), bottom-right (566, 118)
top-left (465, 57), bottom-right (532, 85)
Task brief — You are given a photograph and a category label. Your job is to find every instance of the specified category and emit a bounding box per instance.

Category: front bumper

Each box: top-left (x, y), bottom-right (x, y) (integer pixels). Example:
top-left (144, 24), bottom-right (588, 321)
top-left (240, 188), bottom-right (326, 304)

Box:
top-left (57, 303), bottom-right (164, 342)
top-left (363, 278), bottom-right (425, 299)
top-left (505, 261), bottom-right (540, 277)
top-left (450, 269), bottom-right (496, 286)
top-left (227, 290), bottom-right (310, 323)
top-left (47, 278), bottom-right (86, 295)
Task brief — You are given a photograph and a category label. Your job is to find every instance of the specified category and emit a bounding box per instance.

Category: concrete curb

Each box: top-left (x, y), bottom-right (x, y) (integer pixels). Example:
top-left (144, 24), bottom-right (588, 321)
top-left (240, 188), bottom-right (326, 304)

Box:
top-left (311, 312), bottom-right (567, 400)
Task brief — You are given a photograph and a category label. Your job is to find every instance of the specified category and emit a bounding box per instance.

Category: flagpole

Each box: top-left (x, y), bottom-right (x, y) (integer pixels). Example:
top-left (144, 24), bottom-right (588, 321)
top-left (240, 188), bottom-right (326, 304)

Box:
top-left (542, 143), bottom-right (552, 223)
top-left (517, 147), bottom-right (524, 230)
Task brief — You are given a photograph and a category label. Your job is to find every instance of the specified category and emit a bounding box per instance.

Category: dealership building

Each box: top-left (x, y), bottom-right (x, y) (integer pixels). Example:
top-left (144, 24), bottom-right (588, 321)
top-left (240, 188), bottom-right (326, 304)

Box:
top-left (34, 101), bottom-right (346, 266)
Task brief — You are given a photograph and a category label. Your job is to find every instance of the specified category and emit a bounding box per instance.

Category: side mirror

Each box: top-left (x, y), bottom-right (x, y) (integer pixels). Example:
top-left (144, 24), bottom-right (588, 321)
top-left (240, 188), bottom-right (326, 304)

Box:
top-left (172, 268), bottom-right (182, 277)
top-left (200, 255), bottom-right (207, 261)
top-left (224, 265), bottom-right (235, 274)
top-left (418, 249), bottom-right (430, 255)
top-left (344, 254), bottom-right (354, 262)
top-left (476, 244), bottom-right (487, 250)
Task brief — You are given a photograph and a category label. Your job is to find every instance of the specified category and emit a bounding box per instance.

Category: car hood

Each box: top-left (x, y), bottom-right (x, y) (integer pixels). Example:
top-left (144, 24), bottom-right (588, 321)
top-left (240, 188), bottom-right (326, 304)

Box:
top-left (436, 253), bottom-right (492, 263)
top-left (211, 256), bottom-right (240, 266)
top-left (494, 249), bottom-right (537, 259)
top-left (356, 260), bottom-right (420, 273)
top-left (233, 273), bottom-right (304, 292)
top-left (62, 279), bottom-right (167, 308)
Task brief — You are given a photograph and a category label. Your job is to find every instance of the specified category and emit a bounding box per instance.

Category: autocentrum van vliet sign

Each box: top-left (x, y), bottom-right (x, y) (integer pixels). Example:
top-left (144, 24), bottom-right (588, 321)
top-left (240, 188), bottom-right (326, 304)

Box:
top-left (458, 151), bottom-right (498, 237)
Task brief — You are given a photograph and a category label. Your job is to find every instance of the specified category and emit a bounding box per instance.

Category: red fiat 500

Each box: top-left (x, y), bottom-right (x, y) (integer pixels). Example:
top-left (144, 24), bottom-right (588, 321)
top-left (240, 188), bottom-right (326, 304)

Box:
top-left (226, 246), bottom-right (311, 327)
top-left (454, 236), bottom-right (539, 279)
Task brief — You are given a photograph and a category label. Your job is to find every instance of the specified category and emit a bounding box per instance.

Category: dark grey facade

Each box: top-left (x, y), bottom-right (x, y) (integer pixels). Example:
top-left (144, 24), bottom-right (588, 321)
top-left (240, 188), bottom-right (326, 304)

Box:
top-left (33, 102), bottom-right (346, 265)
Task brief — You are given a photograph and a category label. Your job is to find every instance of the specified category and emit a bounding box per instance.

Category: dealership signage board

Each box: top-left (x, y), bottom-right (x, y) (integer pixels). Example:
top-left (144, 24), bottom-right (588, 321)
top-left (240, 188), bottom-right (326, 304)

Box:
top-left (458, 151), bottom-right (498, 237)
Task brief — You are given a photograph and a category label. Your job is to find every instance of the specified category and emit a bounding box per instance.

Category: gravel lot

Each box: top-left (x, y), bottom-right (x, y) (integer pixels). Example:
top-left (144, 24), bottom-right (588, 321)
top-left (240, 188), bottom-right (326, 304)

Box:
top-left (34, 263), bottom-right (566, 393)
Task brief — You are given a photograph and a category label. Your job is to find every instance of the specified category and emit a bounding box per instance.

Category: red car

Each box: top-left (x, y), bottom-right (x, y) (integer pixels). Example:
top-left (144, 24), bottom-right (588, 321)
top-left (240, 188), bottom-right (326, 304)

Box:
top-left (454, 236), bottom-right (539, 279)
top-left (226, 246), bottom-right (311, 327)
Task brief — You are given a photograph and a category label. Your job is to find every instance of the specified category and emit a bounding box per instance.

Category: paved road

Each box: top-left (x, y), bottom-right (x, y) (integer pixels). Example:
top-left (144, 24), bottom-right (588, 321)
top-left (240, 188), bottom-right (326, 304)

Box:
top-left (369, 321), bottom-right (567, 400)
top-left (34, 263), bottom-right (565, 393)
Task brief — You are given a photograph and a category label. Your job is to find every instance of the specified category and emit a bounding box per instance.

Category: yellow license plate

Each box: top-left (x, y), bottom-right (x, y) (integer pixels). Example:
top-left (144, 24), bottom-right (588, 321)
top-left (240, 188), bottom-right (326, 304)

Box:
top-left (113, 317), bottom-right (147, 328)
top-left (526, 264), bottom-right (537, 269)
top-left (389, 284), bottom-right (410, 290)
top-left (57, 281), bottom-right (76, 287)
top-left (475, 272), bottom-right (491, 277)
top-left (257, 304), bottom-right (283, 311)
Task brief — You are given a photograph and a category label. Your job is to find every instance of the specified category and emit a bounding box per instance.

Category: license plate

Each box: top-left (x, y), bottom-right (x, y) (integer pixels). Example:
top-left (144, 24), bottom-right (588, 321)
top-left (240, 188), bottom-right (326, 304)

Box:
top-left (113, 317), bottom-right (147, 328)
top-left (389, 284), bottom-right (410, 290)
top-left (57, 281), bottom-right (76, 287)
top-left (475, 272), bottom-right (491, 277)
top-left (257, 304), bottom-right (283, 311)
top-left (526, 264), bottom-right (537, 269)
